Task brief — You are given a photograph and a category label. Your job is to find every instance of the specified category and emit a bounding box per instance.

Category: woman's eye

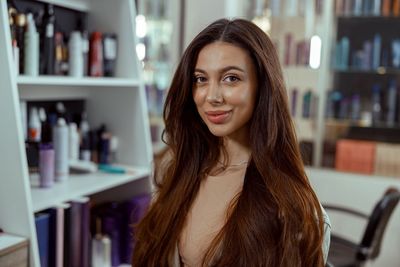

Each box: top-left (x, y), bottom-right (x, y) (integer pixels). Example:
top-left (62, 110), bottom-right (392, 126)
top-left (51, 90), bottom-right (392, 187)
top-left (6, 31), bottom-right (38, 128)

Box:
top-left (224, 75), bottom-right (240, 82)
top-left (194, 76), bottom-right (207, 83)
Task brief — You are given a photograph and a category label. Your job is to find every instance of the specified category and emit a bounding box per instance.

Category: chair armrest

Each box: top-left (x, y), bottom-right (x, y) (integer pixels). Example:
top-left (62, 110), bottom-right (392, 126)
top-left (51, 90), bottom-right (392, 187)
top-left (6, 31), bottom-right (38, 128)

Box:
top-left (323, 204), bottom-right (369, 219)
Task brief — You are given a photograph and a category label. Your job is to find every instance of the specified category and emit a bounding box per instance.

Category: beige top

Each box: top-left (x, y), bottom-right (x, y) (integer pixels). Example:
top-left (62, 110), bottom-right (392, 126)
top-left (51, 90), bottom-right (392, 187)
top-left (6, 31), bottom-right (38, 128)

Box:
top-left (176, 167), bottom-right (332, 267)
top-left (178, 166), bottom-right (247, 267)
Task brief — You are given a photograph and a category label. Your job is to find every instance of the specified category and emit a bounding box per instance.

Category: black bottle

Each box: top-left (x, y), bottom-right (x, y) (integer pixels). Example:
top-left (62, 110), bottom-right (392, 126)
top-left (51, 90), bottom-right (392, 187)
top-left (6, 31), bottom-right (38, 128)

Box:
top-left (40, 4), bottom-right (55, 75)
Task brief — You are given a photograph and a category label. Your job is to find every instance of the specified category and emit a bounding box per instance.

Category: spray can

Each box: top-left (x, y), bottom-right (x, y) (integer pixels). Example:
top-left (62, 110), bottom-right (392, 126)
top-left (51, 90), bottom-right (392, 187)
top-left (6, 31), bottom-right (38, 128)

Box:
top-left (54, 118), bottom-right (69, 181)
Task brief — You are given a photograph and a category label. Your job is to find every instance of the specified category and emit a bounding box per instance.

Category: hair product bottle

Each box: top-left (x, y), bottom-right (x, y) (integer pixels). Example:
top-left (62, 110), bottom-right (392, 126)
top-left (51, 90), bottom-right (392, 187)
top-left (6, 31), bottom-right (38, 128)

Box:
top-left (69, 123), bottom-right (80, 162)
top-left (82, 31), bottom-right (89, 76)
top-left (39, 143), bottom-right (55, 187)
top-left (54, 32), bottom-right (64, 75)
top-left (103, 33), bottom-right (117, 77)
top-left (69, 31), bottom-right (84, 77)
top-left (386, 80), bottom-right (397, 126)
top-left (40, 4), bottom-right (56, 75)
top-left (372, 34), bottom-right (381, 70)
top-left (29, 107), bottom-right (41, 142)
top-left (372, 84), bottom-right (382, 125)
top-left (89, 31), bottom-right (103, 77)
top-left (24, 13), bottom-right (39, 76)
top-left (15, 13), bottom-right (26, 74)
top-left (80, 113), bottom-right (91, 161)
top-left (54, 118), bottom-right (69, 181)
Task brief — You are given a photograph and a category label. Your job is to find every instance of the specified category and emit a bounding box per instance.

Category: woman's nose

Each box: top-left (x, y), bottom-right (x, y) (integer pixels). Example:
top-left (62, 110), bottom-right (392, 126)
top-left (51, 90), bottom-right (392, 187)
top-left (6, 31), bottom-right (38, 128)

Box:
top-left (206, 81), bottom-right (224, 104)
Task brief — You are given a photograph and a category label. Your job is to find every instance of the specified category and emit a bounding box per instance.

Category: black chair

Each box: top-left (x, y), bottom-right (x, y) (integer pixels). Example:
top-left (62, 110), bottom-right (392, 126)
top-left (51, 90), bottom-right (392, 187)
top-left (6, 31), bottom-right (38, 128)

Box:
top-left (324, 187), bottom-right (400, 267)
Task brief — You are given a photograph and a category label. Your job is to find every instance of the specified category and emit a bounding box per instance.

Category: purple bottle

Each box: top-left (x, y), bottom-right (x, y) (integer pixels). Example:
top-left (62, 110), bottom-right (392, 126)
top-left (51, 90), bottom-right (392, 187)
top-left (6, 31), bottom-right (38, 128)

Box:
top-left (39, 143), bottom-right (55, 187)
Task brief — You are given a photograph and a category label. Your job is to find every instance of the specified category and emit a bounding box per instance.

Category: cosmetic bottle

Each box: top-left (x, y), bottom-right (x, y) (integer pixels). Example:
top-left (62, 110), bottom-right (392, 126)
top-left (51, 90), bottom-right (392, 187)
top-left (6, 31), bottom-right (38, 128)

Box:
top-left (89, 31), bottom-right (104, 77)
top-left (69, 31), bottom-right (84, 77)
top-left (24, 13), bottom-right (39, 76)
top-left (391, 39), bottom-right (400, 68)
top-left (54, 118), bottom-right (69, 181)
top-left (40, 108), bottom-right (53, 145)
top-left (29, 107), bottom-right (41, 142)
top-left (39, 143), bottom-right (55, 188)
top-left (372, 0), bottom-right (381, 16)
top-left (40, 4), bottom-right (55, 75)
top-left (351, 94), bottom-right (361, 121)
top-left (386, 80), bottom-right (397, 126)
top-left (92, 219), bottom-right (112, 267)
top-left (15, 13), bottom-right (26, 74)
top-left (90, 130), bottom-right (99, 163)
top-left (8, 7), bottom-right (17, 41)
top-left (363, 0), bottom-right (372, 15)
top-left (109, 136), bottom-right (119, 163)
top-left (372, 34), bottom-right (381, 70)
top-left (56, 102), bottom-right (66, 120)
top-left (82, 31), bottom-right (89, 76)
top-left (284, 33), bottom-right (293, 66)
top-left (372, 84), bottom-right (382, 125)
top-left (69, 123), bottom-right (80, 162)
top-left (353, 0), bottom-right (362, 16)
top-left (54, 32), bottom-right (64, 75)
top-left (302, 90), bottom-right (312, 118)
top-left (103, 33), bottom-right (117, 77)
top-left (12, 40), bottom-right (19, 74)
top-left (79, 112), bottom-right (91, 161)
top-left (340, 37), bottom-right (350, 70)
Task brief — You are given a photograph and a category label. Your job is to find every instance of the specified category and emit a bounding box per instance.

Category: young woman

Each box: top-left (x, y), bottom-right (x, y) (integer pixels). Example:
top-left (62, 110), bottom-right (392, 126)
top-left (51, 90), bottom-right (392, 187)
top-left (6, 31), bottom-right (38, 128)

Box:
top-left (132, 18), bottom-right (331, 267)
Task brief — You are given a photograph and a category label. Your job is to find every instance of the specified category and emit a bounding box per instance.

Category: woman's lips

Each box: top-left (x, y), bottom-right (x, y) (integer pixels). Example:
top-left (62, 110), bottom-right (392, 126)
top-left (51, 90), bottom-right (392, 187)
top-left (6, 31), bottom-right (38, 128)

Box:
top-left (205, 110), bottom-right (231, 124)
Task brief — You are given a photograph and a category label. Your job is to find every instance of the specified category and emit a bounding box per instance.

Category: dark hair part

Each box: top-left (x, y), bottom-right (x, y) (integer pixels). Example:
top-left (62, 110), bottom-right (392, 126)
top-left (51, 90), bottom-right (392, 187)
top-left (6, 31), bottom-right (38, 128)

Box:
top-left (132, 18), bottom-right (325, 267)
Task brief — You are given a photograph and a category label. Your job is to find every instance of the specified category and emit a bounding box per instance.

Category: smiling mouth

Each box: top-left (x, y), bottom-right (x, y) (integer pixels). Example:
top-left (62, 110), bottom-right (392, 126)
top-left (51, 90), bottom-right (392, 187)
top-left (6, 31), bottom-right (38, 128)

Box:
top-left (205, 110), bottom-right (231, 124)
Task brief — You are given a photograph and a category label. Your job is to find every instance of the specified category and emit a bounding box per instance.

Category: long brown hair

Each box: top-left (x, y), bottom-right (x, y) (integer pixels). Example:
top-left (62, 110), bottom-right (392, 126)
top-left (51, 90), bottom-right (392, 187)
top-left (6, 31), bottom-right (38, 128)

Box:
top-left (132, 18), bottom-right (325, 267)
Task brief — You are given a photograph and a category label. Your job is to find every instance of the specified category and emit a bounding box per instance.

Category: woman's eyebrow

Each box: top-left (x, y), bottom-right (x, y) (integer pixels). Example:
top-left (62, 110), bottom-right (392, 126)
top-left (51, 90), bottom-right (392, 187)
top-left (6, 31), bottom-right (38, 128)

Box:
top-left (194, 66), bottom-right (245, 74)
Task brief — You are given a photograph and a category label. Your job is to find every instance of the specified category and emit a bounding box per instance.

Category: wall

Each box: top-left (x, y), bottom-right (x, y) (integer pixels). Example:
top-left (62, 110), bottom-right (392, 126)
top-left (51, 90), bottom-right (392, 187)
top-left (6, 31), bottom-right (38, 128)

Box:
top-left (183, 0), bottom-right (247, 48)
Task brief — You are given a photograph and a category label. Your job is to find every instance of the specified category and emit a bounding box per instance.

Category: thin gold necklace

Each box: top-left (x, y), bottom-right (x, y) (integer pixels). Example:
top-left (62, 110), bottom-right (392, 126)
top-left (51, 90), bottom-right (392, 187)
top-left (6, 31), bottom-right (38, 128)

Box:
top-left (217, 160), bottom-right (249, 168)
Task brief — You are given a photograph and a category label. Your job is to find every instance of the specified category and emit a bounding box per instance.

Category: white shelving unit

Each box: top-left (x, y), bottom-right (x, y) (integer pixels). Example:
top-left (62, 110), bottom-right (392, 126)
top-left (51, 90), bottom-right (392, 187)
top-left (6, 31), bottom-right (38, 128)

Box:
top-left (0, 1), bottom-right (153, 266)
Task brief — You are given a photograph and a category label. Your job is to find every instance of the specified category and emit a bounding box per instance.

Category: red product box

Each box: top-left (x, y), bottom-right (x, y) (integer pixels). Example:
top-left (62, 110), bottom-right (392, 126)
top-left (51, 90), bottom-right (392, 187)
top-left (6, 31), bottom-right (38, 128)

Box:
top-left (335, 139), bottom-right (376, 174)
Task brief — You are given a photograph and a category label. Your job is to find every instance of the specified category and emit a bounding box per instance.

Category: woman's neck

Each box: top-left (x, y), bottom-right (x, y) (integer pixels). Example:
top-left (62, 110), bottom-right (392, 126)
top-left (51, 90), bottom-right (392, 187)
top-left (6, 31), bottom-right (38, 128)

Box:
top-left (220, 135), bottom-right (251, 166)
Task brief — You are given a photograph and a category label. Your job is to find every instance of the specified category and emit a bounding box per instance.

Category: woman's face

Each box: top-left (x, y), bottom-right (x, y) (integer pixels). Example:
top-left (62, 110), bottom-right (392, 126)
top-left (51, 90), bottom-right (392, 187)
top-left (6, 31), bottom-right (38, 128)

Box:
top-left (193, 41), bottom-right (258, 141)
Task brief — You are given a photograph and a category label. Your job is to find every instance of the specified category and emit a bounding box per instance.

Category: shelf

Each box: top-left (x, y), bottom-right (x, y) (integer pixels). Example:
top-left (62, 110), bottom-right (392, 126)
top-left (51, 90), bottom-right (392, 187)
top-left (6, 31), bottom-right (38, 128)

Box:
top-left (17, 76), bottom-right (140, 87)
top-left (333, 67), bottom-right (400, 75)
top-left (30, 166), bottom-right (150, 212)
top-left (337, 15), bottom-right (400, 21)
top-left (326, 119), bottom-right (400, 129)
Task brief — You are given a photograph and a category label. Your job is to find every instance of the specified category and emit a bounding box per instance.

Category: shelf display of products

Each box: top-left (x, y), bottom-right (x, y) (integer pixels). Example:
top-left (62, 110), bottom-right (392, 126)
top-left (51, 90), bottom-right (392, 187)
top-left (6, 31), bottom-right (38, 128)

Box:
top-left (7, 0), bottom-right (118, 77)
top-left (0, 0), bottom-right (152, 266)
top-left (323, 0), bottom-right (400, 178)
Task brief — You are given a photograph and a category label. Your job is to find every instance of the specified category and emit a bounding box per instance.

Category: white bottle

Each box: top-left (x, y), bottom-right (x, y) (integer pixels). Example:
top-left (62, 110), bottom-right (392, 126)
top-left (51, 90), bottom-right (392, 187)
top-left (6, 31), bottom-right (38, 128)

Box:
top-left (24, 13), bottom-right (39, 76)
top-left (80, 113), bottom-right (91, 161)
top-left (53, 118), bottom-right (69, 181)
top-left (69, 123), bottom-right (80, 162)
top-left (28, 107), bottom-right (41, 142)
top-left (68, 31), bottom-right (84, 77)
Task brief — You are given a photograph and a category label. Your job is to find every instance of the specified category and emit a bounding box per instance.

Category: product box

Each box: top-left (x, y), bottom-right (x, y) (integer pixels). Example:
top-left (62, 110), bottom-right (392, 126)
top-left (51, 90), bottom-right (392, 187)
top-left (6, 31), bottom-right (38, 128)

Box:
top-left (335, 139), bottom-right (376, 174)
top-left (0, 233), bottom-right (28, 267)
top-left (374, 142), bottom-right (400, 178)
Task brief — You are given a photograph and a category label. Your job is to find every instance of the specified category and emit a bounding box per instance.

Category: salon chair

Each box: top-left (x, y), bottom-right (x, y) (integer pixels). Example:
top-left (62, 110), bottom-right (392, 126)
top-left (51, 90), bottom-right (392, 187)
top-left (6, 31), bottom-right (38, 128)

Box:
top-left (324, 187), bottom-right (400, 267)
